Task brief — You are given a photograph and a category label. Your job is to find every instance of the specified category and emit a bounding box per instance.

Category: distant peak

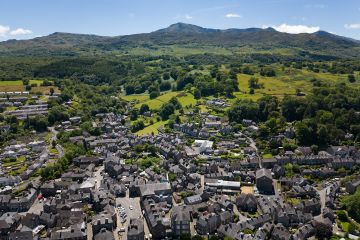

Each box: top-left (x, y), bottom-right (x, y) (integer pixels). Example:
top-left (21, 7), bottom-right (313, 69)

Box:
top-left (156, 22), bottom-right (219, 34)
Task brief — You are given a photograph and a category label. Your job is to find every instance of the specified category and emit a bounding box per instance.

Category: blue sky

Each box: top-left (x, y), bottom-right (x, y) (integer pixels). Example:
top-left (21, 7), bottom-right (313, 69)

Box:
top-left (0, 0), bottom-right (360, 41)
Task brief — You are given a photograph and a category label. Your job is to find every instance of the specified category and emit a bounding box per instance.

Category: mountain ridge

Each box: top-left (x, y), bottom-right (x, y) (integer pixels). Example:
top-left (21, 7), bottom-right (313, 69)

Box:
top-left (0, 22), bottom-right (359, 58)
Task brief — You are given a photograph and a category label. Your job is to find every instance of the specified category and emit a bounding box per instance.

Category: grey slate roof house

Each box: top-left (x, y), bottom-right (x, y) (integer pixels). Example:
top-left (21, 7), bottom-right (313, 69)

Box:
top-left (127, 218), bottom-right (144, 240)
top-left (236, 193), bottom-right (257, 213)
top-left (171, 205), bottom-right (191, 238)
top-left (256, 168), bottom-right (274, 194)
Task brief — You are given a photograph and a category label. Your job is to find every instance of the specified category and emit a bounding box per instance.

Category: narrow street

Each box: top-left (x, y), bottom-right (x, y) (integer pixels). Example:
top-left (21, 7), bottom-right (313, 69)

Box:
top-left (244, 134), bottom-right (261, 168)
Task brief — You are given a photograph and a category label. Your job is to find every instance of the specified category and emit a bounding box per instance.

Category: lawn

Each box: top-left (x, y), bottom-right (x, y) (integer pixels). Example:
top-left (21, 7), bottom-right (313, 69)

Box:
top-left (136, 120), bottom-right (168, 135)
top-left (2, 156), bottom-right (26, 168)
top-left (49, 147), bottom-right (59, 155)
top-left (9, 164), bottom-right (28, 176)
top-left (0, 80), bottom-right (23, 86)
top-left (287, 197), bottom-right (301, 205)
top-left (262, 153), bottom-right (273, 159)
top-left (29, 79), bottom-right (45, 86)
top-left (177, 93), bottom-right (197, 108)
top-left (340, 221), bottom-right (350, 232)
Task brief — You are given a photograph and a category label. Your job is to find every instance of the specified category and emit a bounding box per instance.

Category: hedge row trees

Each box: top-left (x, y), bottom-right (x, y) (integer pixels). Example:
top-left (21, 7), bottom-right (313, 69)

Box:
top-left (131, 120), bottom-right (145, 132)
top-left (260, 67), bottom-right (276, 77)
top-left (48, 105), bottom-right (69, 125)
top-left (228, 100), bottom-right (259, 122)
top-left (159, 97), bottom-right (182, 120)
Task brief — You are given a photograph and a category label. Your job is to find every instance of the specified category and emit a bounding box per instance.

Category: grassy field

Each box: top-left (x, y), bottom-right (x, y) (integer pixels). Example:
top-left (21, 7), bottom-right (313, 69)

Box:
top-left (0, 79), bottom-right (60, 94)
top-left (234, 67), bottom-right (360, 101)
top-left (120, 44), bottom-right (232, 57)
top-left (136, 120), bottom-right (168, 135)
top-left (123, 91), bottom-right (197, 110)
top-left (0, 80), bottom-right (23, 86)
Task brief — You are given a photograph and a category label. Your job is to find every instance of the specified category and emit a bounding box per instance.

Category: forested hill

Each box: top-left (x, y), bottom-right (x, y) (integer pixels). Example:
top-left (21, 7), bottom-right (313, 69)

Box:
top-left (0, 23), bottom-right (360, 59)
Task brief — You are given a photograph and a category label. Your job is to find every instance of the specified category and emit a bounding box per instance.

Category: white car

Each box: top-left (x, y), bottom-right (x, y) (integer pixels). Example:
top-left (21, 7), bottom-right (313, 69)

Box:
top-left (129, 205), bottom-right (133, 210)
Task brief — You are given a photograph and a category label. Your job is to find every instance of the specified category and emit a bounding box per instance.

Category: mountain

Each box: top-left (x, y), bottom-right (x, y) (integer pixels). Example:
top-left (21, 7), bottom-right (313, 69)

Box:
top-left (155, 22), bottom-right (220, 34)
top-left (0, 22), bottom-right (359, 58)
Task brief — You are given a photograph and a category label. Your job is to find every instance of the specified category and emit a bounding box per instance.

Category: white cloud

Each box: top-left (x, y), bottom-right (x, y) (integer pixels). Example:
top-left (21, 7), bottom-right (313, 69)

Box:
top-left (0, 24), bottom-right (33, 40)
top-left (271, 24), bottom-right (320, 34)
top-left (225, 13), bottom-right (241, 18)
top-left (344, 23), bottom-right (360, 29)
top-left (184, 14), bottom-right (193, 20)
top-left (174, 14), bottom-right (193, 20)
top-left (0, 25), bottom-right (10, 37)
top-left (10, 28), bottom-right (32, 35)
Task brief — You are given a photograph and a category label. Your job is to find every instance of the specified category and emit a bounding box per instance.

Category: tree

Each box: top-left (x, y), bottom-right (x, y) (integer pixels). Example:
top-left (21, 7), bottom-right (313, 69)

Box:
top-left (48, 106), bottom-right (69, 125)
top-left (22, 79), bottom-right (29, 85)
top-left (25, 116), bottom-right (48, 132)
top-left (163, 72), bottom-right (170, 80)
top-left (169, 97), bottom-right (182, 110)
top-left (149, 91), bottom-right (160, 99)
top-left (228, 100), bottom-right (259, 122)
top-left (170, 68), bottom-right (179, 80)
top-left (260, 67), bottom-right (276, 77)
top-left (337, 210), bottom-right (348, 222)
top-left (130, 109), bottom-right (138, 121)
top-left (180, 234), bottom-right (191, 240)
top-left (295, 119), bottom-right (317, 146)
top-left (125, 85), bottom-right (135, 95)
top-left (159, 103), bottom-right (175, 120)
top-left (248, 77), bottom-right (261, 89)
top-left (191, 236), bottom-right (205, 240)
top-left (314, 221), bottom-right (332, 240)
top-left (342, 188), bottom-right (360, 222)
top-left (242, 66), bottom-right (253, 75)
top-left (131, 120), bottom-right (145, 132)
top-left (281, 96), bottom-right (306, 122)
top-left (159, 81), bottom-right (171, 91)
top-left (139, 104), bottom-right (150, 115)
top-left (348, 74), bottom-right (356, 83)
top-left (193, 88), bottom-right (201, 99)
top-left (258, 95), bottom-right (279, 121)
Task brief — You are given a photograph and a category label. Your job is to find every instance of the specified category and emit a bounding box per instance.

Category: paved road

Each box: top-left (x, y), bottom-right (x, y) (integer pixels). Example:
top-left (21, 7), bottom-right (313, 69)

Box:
top-left (116, 194), bottom-right (149, 240)
top-left (24, 199), bottom-right (44, 215)
top-left (56, 144), bottom-right (64, 158)
top-left (94, 166), bottom-right (104, 189)
top-left (244, 134), bottom-right (261, 168)
top-left (49, 127), bottom-right (65, 159)
top-left (315, 181), bottom-right (346, 237)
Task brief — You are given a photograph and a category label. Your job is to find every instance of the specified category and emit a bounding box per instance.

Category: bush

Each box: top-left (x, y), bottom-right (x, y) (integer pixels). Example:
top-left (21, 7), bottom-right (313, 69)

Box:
top-left (149, 91), bottom-right (160, 99)
top-left (342, 188), bottom-right (360, 223)
top-left (337, 210), bottom-right (348, 222)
